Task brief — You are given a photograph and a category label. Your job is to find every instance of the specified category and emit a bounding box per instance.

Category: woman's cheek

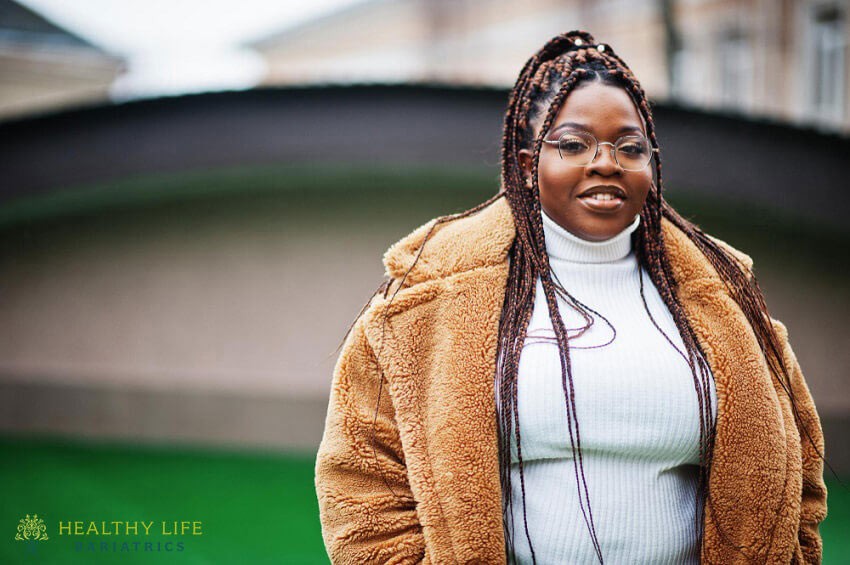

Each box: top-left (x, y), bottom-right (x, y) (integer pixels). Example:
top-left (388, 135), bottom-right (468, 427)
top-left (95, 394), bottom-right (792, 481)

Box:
top-left (540, 160), bottom-right (582, 195)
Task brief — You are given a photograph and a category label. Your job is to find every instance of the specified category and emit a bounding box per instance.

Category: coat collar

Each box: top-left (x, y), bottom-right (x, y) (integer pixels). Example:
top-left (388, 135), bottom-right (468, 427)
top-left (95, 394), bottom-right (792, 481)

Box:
top-left (368, 194), bottom-right (797, 564)
top-left (381, 195), bottom-right (753, 288)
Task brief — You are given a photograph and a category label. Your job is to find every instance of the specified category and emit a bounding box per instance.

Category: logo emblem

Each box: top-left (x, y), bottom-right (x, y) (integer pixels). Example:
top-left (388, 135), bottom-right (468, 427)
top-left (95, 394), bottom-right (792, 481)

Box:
top-left (15, 514), bottom-right (49, 541)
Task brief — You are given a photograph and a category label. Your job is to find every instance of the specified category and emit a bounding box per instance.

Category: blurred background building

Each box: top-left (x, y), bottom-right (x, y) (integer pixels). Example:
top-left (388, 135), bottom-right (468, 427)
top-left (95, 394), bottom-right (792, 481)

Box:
top-left (3, 0), bottom-right (848, 134)
top-left (0, 1), bottom-right (848, 560)
top-left (248, 0), bottom-right (849, 134)
top-left (0, 0), bottom-right (125, 120)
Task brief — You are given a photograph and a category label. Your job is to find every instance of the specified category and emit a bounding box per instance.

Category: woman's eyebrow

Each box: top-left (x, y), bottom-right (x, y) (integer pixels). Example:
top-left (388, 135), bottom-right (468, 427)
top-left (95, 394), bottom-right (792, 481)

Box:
top-left (550, 121), bottom-right (644, 135)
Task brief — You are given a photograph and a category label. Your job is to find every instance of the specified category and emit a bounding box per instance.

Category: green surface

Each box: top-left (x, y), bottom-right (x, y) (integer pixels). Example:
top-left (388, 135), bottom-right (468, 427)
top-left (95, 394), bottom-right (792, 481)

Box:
top-left (1, 436), bottom-right (847, 564)
top-left (1, 436), bottom-right (324, 564)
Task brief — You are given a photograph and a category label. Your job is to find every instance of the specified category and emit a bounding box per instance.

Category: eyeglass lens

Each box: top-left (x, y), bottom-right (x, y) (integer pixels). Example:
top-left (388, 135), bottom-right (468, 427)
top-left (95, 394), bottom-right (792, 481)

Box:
top-left (557, 131), bottom-right (652, 170)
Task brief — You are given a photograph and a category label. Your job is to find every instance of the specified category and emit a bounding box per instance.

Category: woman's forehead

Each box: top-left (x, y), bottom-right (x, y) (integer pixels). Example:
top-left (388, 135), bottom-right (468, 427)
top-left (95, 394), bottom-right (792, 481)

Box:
top-left (546, 83), bottom-right (646, 136)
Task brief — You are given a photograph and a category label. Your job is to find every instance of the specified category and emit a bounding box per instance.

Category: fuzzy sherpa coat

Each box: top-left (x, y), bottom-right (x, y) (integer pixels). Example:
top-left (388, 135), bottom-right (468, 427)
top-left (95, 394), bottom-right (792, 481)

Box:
top-left (315, 195), bottom-right (827, 564)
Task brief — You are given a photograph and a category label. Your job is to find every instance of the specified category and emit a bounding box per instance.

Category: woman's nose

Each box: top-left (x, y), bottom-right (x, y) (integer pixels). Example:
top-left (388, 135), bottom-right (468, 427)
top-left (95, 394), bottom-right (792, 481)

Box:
top-left (587, 143), bottom-right (621, 173)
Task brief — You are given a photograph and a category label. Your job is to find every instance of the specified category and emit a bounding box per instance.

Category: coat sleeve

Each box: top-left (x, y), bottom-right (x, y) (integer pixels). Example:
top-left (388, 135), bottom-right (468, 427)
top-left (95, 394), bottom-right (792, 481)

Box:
top-left (770, 317), bottom-right (828, 564)
top-left (315, 311), bottom-right (429, 564)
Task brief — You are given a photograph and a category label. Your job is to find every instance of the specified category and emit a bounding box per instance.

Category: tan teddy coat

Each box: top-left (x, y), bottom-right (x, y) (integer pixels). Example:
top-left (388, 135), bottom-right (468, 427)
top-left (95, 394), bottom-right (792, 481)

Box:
top-left (315, 195), bottom-right (827, 564)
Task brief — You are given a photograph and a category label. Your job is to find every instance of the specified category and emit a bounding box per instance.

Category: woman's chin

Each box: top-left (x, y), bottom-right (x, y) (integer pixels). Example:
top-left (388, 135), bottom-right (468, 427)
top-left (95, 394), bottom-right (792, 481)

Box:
top-left (565, 212), bottom-right (632, 242)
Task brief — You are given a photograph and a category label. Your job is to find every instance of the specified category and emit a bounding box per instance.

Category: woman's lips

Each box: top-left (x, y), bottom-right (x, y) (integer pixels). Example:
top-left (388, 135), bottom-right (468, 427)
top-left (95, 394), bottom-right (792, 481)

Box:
top-left (577, 195), bottom-right (626, 213)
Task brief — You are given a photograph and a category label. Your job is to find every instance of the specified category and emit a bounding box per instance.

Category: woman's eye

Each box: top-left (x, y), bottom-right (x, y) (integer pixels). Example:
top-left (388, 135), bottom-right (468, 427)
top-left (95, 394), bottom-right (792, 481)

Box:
top-left (619, 143), bottom-right (647, 155)
top-left (560, 140), bottom-right (589, 154)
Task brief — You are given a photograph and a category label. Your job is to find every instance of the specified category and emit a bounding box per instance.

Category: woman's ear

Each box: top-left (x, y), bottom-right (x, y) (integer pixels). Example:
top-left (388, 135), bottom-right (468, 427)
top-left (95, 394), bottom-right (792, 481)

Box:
top-left (518, 149), bottom-right (533, 187)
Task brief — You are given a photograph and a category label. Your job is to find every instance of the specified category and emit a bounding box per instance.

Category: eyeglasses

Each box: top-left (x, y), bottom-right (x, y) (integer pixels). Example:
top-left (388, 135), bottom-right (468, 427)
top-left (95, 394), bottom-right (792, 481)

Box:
top-left (542, 130), bottom-right (659, 171)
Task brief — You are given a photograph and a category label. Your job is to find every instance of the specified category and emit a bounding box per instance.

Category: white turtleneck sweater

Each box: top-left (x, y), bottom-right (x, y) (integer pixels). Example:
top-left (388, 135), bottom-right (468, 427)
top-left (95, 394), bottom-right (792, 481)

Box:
top-left (500, 209), bottom-right (717, 565)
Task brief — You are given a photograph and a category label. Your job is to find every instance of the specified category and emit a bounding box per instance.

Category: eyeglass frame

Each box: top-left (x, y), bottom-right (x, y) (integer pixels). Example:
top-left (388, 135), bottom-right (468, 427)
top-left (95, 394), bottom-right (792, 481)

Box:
top-left (541, 130), bottom-right (660, 171)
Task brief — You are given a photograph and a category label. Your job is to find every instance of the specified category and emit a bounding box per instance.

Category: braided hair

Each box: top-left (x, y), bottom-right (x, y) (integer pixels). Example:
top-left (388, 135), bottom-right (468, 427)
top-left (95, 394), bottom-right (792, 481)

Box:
top-left (339, 29), bottom-right (830, 565)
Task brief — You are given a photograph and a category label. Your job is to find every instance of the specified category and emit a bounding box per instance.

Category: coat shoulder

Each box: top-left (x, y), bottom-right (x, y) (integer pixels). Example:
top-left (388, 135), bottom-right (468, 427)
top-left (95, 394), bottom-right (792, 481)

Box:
top-left (380, 195), bottom-right (516, 287)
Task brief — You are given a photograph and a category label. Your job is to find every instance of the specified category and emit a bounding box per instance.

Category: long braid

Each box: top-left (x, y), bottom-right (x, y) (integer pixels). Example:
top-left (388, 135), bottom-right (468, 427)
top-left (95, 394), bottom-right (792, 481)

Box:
top-left (343, 29), bottom-right (834, 565)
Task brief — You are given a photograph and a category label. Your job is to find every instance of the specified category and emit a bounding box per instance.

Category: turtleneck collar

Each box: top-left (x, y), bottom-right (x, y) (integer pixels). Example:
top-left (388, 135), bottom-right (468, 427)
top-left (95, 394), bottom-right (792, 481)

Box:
top-left (541, 207), bottom-right (640, 263)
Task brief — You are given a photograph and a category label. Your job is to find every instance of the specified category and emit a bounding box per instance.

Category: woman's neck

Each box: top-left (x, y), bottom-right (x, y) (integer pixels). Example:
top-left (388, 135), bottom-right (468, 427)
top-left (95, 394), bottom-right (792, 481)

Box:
top-left (540, 207), bottom-right (640, 263)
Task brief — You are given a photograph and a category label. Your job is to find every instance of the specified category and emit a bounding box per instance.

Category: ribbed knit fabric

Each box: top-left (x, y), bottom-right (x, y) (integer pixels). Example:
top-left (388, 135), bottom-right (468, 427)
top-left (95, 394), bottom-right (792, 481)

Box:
top-left (499, 208), bottom-right (718, 565)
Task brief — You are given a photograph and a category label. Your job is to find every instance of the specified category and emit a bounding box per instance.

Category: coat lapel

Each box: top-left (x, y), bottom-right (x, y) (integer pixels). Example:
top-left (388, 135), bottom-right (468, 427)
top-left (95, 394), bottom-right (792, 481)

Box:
top-left (366, 196), bottom-right (795, 564)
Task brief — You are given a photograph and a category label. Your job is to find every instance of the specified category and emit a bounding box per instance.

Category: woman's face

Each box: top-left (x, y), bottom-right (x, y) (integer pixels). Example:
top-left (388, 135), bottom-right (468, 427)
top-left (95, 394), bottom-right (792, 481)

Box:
top-left (518, 81), bottom-right (653, 242)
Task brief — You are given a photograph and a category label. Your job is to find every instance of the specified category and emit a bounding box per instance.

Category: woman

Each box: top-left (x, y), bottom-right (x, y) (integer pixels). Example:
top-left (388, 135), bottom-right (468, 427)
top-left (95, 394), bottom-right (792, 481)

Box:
top-left (315, 30), bottom-right (827, 564)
